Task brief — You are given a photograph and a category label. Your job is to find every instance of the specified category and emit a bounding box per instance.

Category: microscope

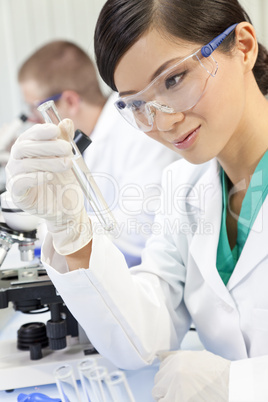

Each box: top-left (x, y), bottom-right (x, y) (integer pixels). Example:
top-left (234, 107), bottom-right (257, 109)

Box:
top-left (0, 131), bottom-right (101, 392)
top-left (0, 194), bottom-right (99, 391)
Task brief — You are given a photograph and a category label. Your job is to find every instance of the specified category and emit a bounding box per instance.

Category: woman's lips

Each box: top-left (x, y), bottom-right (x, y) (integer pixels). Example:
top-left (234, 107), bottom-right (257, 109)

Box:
top-left (173, 125), bottom-right (201, 150)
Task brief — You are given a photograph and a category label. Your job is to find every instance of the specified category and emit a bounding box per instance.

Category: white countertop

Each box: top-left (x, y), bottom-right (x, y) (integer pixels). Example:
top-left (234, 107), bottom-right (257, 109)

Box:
top-left (0, 306), bottom-right (203, 401)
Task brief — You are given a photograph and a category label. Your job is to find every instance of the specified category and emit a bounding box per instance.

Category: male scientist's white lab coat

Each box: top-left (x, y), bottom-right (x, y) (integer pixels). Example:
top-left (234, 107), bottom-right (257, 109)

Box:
top-left (43, 157), bottom-right (268, 401)
top-left (83, 93), bottom-right (178, 266)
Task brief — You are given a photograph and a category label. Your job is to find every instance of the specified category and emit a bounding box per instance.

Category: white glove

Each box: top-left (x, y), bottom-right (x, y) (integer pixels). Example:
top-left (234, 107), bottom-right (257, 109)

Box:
top-left (5, 119), bottom-right (92, 255)
top-left (152, 350), bottom-right (231, 402)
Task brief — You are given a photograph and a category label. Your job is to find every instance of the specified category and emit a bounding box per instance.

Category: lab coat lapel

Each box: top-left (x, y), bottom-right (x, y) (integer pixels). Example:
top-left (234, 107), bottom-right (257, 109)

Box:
top-left (188, 160), bottom-right (236, 306)
top-left (227, 195), bottom-right (268, 290)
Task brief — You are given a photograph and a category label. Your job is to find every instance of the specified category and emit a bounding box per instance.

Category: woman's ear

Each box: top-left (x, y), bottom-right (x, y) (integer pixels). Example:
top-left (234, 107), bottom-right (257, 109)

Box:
top-left (234, 22), bottom-right (258, 72)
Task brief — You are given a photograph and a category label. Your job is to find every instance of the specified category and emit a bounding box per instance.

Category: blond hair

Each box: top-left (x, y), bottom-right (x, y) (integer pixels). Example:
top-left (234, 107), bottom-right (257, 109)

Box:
top-left (18, 40), bottom-right (106, 106)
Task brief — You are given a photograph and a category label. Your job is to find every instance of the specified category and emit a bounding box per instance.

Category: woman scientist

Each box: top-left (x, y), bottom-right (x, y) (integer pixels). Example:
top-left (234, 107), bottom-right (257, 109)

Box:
top-left (5, 0), bottom-right (268, 400)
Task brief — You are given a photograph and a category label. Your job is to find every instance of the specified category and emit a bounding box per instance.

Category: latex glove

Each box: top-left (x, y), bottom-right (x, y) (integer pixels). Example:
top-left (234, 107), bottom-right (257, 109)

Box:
top-left (5, 119), bottom-right (92, 255)
top-left (152, 350), bottom-right (231, 402)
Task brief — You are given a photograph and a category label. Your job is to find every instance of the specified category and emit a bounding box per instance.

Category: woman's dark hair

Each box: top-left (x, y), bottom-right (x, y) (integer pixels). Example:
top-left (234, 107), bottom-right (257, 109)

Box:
top-left (94, 0), bottom-right (268, 95)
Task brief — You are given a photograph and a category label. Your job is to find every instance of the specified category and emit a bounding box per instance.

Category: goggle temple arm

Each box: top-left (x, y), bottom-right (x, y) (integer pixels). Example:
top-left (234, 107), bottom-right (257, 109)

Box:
top-left (201, 23), bottom-right (238, 58)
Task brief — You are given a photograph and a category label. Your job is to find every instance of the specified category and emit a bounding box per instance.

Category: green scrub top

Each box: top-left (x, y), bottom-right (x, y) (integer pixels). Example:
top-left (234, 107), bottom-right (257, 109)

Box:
top-left (216, 151), bottom-right (268, 285)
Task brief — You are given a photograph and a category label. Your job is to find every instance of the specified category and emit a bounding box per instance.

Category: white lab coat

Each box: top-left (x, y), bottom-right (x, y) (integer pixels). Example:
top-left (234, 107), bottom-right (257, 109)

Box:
top-left (83, 93), bottom-right (178, 266)
top-left (43, 157), bottom-right (268, 401)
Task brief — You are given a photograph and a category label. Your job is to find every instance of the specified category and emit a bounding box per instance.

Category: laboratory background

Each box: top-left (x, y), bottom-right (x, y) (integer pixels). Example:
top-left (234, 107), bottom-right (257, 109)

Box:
top-left (0, 0), bottom-right (268, 127)
top-left (0, 0), bottom-right (268, 401)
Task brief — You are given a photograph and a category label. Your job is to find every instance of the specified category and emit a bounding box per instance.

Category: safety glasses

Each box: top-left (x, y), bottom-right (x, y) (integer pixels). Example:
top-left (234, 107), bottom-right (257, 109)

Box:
top-left (35, 93), bottom-right (63, 108)
top-left (114, 24), bottom-right (237, 132)
top-left (25, 93), bottom-right (63, 123)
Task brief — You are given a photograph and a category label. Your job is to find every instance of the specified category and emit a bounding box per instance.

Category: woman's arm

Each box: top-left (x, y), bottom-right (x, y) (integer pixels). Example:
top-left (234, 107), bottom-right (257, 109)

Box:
top-left (65, 240), bottom-right (92, 271)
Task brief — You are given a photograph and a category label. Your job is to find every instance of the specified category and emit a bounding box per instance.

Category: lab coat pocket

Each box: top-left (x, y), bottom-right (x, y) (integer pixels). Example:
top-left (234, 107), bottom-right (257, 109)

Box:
top-left (252, 308), bottom-right (268, 331)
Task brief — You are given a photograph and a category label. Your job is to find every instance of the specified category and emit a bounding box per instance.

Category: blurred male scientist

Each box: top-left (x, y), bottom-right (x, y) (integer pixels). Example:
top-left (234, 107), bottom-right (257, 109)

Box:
top-left (12, 40), bottom-right (178, 267)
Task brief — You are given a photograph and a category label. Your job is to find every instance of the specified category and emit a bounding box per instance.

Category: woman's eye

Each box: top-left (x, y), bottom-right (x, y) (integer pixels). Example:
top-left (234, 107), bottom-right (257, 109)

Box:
top-left (165, 72), bottom-right (185, 90)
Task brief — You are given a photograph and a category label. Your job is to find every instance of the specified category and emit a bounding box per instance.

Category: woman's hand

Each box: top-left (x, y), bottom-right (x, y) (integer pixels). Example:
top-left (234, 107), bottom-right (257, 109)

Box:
top-left (6, 119), bottom-right (92, 256)
top-left (152, 350), bottom-right (231, 401)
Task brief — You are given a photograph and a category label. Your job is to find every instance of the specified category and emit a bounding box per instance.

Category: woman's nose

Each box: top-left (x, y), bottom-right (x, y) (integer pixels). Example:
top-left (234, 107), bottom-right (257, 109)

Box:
top-left (154, 110), bottom-right (185, 131)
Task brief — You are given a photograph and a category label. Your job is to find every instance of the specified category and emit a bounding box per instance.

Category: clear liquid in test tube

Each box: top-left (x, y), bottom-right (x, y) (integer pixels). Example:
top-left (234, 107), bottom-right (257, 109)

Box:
top-left (37, 100), bottom-right (116, 232)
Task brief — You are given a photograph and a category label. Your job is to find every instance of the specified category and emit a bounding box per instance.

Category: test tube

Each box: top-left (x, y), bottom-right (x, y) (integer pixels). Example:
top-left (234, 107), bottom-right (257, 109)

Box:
top-left (37, 101), bottom-right (116, 232)
top-left (105, 370), bottom-right (135, 402)
top-left (77, 357), bottom-right (98, 401)
top-left (54, 364), bottom-right (82, 401)
top-left (85, 365), bottom-right (111, 402)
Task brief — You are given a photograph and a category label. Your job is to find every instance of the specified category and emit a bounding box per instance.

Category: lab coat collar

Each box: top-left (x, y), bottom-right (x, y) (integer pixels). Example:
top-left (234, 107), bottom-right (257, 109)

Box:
top-left (188, 159), bottom-right (237, 307)
top-left (187, 158), bottom-right (268, 295)
top-left (89, 92), bottom-right (120, 142)
top-left (227, 194), bottom-right (268, 290)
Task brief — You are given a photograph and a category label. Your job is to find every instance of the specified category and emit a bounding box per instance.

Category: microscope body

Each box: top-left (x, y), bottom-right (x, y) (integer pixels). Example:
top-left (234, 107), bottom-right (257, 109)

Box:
top-left (0, 196), bottom-right (97, 391)
top-left (0, 217), bottom-right (84, 352)
top-left (0, 128), bottom-right (99, 390)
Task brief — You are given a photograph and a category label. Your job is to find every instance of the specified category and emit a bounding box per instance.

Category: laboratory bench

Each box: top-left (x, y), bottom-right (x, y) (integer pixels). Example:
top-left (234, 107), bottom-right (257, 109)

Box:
top-left (0, 306), bottom-right (203, 401)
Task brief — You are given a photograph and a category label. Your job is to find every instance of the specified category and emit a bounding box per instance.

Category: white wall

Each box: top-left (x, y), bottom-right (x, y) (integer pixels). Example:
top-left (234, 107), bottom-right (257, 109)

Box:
top-left (240, 0), bottom-right (268, 46)
top-left (0, 0), bottom-right (267, 126)
top-left (0, 0), bottom-right (107, 126)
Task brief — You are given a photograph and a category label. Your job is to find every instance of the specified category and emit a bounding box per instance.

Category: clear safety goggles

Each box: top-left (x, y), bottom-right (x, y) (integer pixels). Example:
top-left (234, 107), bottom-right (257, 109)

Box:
top-left (114, 24), bottom-right (238, 132)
